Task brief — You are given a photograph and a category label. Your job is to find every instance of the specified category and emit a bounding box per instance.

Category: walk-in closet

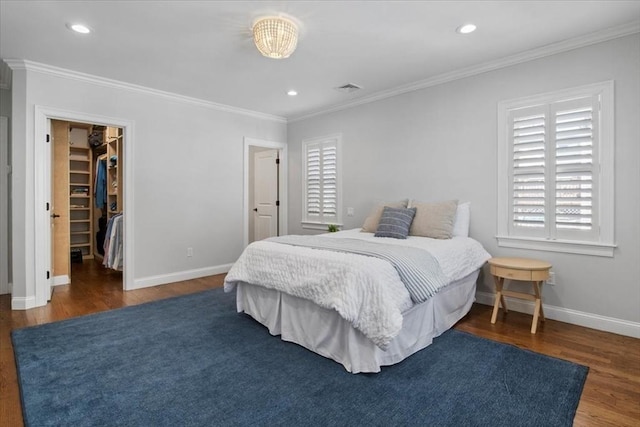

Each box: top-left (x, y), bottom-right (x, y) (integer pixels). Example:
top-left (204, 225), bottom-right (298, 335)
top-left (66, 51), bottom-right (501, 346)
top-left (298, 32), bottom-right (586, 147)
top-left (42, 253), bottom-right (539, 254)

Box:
top-left (51, 120), bottom-right (124, 286)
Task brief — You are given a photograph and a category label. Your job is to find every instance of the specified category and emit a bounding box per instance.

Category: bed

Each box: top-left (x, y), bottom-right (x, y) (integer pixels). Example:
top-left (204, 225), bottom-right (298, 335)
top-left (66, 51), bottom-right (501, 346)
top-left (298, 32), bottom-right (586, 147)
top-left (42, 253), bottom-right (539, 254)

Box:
top-left (224, 201), bottom-right (491, 373)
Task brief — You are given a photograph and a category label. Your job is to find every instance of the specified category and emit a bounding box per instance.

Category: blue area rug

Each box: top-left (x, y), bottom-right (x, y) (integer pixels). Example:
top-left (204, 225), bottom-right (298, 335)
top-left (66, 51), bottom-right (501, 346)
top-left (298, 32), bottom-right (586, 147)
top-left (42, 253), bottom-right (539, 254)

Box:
top-left (13, 288), bottom-right (588, 426)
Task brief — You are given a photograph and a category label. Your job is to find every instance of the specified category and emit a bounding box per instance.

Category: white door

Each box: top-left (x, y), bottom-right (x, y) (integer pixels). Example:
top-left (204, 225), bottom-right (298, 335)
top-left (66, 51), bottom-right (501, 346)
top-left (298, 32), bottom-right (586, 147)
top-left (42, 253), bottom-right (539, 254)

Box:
top-left (253, 149), bottom-right (279, 241)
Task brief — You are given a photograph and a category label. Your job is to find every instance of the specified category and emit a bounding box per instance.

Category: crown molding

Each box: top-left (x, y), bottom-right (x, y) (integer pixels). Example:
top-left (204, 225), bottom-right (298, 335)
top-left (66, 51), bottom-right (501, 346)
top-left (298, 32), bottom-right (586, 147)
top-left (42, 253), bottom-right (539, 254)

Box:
top-left (289, 20), bottom-right (640, 123)
top-left (3, 59), bottom-right (287, 123)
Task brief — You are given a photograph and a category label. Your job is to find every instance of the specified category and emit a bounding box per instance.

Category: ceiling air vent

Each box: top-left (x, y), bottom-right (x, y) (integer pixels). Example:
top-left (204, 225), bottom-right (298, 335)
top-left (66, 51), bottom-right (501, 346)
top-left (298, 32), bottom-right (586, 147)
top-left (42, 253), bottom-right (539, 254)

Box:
top-left (334, 83), bottom-right (362, 94)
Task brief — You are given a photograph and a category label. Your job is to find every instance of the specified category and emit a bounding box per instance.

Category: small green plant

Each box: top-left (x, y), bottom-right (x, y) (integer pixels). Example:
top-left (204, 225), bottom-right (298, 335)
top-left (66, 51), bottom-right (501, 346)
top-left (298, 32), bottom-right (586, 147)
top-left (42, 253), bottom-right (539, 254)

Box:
top-left (327, 224), bottom-right (339, 233)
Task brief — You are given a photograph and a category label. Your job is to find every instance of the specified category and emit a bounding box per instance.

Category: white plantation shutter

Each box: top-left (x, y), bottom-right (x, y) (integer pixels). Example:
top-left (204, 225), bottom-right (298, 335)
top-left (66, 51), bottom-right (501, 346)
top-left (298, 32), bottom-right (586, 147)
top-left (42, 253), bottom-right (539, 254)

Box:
top-left (509, 106), bottom-right (547, 235)
top-left (306, 146), bottom-right (321, 217)
top-left (303, 135), bottom-right (341, 225)
top-left (552, 97), bottom-right (598, 240)
top-left (321, 144), bottom-right (338, 217)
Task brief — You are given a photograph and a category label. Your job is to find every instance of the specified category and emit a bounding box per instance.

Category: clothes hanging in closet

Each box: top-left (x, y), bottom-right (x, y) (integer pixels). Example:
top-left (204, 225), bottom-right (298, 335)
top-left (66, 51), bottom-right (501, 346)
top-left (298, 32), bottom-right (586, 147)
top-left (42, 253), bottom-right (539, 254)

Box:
top-left (94, 157), bottom-right (107, 208)
top-left (103, 213), bottom-right (123, 270)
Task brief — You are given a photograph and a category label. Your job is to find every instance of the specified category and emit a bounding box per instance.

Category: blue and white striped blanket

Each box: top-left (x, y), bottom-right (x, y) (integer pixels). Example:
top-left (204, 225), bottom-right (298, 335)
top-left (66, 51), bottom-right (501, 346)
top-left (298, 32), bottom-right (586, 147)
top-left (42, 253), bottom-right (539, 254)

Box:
top-left (267, 235), bottom-right (448, 303)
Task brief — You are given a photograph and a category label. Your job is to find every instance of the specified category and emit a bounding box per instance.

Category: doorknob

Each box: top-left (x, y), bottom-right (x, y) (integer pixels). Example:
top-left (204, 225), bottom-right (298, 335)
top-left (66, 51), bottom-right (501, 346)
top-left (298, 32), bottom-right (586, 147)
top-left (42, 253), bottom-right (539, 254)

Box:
top-left (51, 213), bottom-right (60, 218)
top-left (253, 208), bottom-right (258, 212)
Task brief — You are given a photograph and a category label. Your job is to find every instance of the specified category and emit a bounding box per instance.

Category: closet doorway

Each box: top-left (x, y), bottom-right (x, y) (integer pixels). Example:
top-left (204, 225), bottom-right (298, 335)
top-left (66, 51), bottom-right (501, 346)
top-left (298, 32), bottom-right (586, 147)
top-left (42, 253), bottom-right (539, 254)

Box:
top-left (32, 106), bottom-right (133, 307)
top-left (49, 119), bottom-right (125, 296)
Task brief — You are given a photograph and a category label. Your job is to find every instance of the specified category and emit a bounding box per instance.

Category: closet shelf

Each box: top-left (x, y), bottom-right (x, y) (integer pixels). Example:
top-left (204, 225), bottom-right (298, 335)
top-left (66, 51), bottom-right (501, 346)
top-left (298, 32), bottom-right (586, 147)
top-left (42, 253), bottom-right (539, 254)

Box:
top-left (70, 170), bottom-right (90, 175)
top-left (70, 243), bottom-right (91, 248)
top-left (71, 231), bottom-right (91, 235)
top-left (70, 219), bottom-right (90, 223)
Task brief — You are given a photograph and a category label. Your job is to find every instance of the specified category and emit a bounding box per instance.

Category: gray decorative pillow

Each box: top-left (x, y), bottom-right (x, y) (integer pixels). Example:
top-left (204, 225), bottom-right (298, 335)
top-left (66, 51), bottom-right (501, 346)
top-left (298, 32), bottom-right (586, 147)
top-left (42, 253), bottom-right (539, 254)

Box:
top-left (374, 207), bottom-right (417, 239)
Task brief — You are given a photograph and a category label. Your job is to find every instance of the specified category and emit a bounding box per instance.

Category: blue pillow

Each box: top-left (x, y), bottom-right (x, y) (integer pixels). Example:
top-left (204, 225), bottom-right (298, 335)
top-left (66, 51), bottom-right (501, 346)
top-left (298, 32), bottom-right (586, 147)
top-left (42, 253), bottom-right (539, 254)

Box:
top-left (374, 206), bottom-right (417, 239)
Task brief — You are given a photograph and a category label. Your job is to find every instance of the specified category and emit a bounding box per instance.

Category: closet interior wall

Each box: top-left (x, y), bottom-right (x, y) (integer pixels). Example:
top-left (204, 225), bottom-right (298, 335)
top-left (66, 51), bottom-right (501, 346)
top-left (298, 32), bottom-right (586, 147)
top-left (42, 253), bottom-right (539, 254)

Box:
top-left (92, 126), bottom-right (123, 259)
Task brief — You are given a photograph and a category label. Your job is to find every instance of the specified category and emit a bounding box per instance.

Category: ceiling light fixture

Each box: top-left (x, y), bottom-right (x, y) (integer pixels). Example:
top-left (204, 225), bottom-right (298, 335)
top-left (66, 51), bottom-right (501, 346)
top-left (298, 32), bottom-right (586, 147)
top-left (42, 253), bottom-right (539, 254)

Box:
top-left (252, 16), bottom-right (298, 59)
top-left (67, 23), bottom-right (91, 34)
top-left (456, 24), bottom-right (477, 34)
top-left (287, 90), bottom-right (298, 96)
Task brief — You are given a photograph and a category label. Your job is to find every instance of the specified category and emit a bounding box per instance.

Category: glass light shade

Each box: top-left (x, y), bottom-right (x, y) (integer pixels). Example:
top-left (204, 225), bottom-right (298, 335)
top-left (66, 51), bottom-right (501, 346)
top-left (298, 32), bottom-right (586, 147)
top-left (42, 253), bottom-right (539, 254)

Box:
top-left (252, 17), bottom-right (298, 59)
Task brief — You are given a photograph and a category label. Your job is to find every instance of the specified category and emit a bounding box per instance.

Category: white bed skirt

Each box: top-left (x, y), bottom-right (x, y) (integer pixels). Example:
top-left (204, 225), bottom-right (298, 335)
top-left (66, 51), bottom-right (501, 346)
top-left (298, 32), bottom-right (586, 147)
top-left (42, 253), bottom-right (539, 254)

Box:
top-left (235, 270), bottom-right (479, 373)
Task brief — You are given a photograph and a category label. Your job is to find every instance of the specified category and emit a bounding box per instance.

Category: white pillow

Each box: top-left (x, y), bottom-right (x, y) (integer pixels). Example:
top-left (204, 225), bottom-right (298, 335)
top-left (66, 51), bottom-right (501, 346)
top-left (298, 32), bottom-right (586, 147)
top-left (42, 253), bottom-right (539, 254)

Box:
top-left (452, 202), bottom-right (470, 237)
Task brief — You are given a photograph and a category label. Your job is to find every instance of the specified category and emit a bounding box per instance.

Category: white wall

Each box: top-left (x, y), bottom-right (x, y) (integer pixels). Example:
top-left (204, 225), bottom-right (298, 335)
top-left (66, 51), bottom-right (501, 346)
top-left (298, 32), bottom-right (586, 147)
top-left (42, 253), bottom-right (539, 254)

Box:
top-left (287, 34), bottom-right (640, 331)
top-left (9, 63), bottom-right (286, 306)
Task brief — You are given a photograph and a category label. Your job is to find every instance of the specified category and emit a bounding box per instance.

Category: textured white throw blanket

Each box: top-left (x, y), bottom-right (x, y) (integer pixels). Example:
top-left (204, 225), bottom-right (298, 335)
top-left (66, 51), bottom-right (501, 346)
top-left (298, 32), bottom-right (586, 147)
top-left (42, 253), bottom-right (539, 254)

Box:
top-left (224, 240), bottom-right (413, 349)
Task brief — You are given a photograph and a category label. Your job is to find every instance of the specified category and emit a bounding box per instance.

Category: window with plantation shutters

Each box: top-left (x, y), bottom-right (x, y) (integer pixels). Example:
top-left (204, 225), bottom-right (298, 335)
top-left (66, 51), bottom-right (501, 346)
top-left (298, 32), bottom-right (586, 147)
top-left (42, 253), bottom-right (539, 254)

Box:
top-left (497, 82), bottom-right (615, 257)
top-left (302, 134), bottom-right (342, 228)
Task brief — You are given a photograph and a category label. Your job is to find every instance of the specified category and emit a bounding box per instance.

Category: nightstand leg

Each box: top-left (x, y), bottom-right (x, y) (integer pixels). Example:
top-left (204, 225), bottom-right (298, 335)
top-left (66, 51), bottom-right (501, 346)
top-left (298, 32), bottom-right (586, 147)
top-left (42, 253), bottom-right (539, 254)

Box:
top-left (531, 281), bottom-right (545, 334)
top-left (491, 276), bottom-right (506, 324)
top-left (532, 298), bottom-right (541, 334)
top-left (533, 281), bottom-right (545, 321)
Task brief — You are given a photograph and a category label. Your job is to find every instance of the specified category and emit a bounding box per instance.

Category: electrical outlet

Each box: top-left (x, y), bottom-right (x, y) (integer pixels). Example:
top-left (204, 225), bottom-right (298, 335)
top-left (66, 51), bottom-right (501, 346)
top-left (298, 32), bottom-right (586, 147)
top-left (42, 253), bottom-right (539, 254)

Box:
top-left (187, 247), bottom-right (193, 257)
top-left (547, 271), bottom-right (556, 285)
top-left (347, 207), bottom-right (354, 217)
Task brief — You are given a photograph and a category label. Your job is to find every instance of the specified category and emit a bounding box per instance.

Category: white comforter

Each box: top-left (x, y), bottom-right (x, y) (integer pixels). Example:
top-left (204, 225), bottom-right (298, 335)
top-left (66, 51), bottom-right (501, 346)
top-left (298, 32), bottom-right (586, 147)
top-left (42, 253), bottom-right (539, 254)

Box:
top-left (224, 240), bottom-right (412, 349)
top-left (224, 229), bottom-right (490, 349)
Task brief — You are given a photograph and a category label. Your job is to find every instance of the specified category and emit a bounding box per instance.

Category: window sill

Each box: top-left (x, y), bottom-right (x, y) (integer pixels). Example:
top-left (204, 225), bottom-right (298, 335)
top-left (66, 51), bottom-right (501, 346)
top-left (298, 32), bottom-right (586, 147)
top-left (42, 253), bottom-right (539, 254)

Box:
top-left (301, 221), bottom-right (343, 231)
top-left (496, 236), bottom-right (616, 257)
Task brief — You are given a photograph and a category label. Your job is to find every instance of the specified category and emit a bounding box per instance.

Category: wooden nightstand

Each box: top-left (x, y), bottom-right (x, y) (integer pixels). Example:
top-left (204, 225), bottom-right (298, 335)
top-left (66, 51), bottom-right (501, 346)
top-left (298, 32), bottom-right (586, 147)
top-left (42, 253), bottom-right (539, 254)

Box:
top-left (488, 257), bottom-right (552, 334)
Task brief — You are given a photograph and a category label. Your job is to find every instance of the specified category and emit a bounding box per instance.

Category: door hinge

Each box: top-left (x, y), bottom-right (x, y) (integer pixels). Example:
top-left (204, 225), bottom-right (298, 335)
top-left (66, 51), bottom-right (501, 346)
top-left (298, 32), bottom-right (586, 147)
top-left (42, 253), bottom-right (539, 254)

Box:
top-left (276, 200), bottom-right (280, 207)
top-left (276, 158), bottom-right (280, 164)
top-left (46, 271), bottom-right (50, 279)
top-left (46, 202), bottom-right (50, 211)
top-left (46, 134), bottom-right (50, 143)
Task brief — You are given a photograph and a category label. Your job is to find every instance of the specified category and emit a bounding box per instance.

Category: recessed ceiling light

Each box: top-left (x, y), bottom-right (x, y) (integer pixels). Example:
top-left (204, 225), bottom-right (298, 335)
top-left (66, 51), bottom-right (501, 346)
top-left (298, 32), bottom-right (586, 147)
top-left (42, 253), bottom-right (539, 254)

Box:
top-left (67, 23), bottom-right (91, 34)
top-left (287, 90), bottom-right (298, 96)
top-left (456, 24), bottom-right (477, 34)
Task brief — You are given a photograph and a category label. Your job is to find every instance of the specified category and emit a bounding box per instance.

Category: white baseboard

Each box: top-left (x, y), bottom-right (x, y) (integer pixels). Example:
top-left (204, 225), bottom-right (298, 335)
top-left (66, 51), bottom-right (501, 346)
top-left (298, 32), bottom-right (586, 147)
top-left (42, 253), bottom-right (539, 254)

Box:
top-left (130, 264), bottom-right (232, 291)
top-left (475, 291), bottom-right (640, 339)
top-left (52, 275), bottom-right (70, 287)
top-left (11, 295), bottom-right (37, 310)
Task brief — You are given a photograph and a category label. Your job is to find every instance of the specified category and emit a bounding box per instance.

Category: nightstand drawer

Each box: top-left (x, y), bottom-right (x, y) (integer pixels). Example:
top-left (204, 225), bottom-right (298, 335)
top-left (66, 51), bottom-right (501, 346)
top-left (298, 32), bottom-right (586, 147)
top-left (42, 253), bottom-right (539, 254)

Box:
top-left (491, 266), bottom-right (532, 281)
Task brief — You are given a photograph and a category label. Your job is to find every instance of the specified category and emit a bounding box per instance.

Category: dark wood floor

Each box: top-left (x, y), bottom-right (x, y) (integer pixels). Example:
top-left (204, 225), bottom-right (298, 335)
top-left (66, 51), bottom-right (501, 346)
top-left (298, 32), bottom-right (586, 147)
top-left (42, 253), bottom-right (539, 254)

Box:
top-left (1, 260), bottom-right (638, 426)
